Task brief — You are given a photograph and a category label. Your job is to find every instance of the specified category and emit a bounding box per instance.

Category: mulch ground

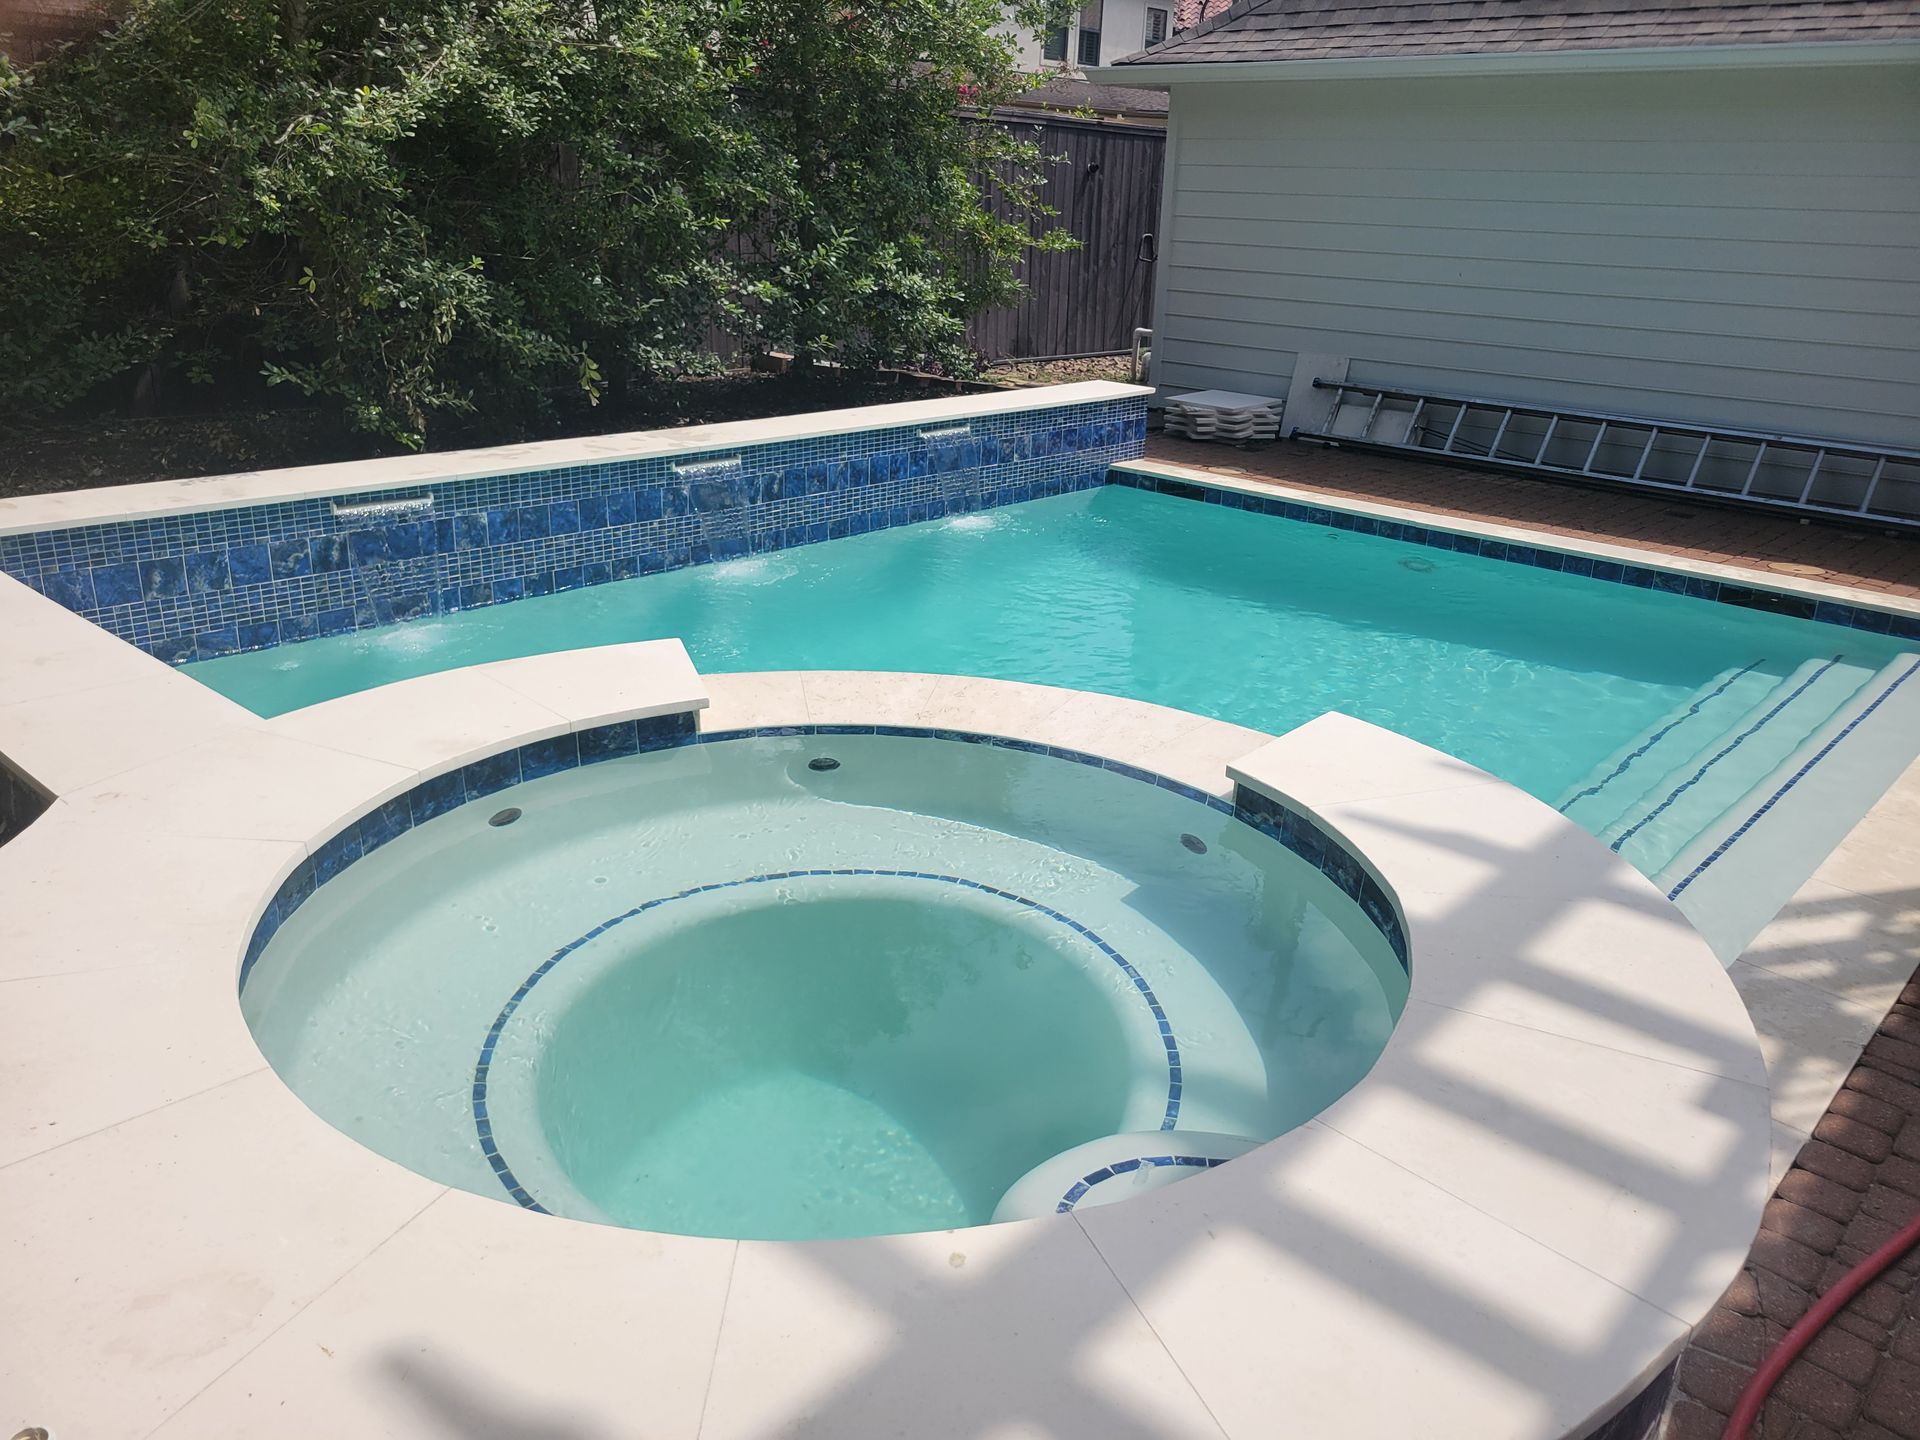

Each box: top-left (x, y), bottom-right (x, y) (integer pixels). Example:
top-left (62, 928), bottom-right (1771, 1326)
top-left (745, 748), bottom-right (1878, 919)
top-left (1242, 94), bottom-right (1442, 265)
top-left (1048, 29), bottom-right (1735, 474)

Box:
top-left (0, 367), bottom-right (1027, 500)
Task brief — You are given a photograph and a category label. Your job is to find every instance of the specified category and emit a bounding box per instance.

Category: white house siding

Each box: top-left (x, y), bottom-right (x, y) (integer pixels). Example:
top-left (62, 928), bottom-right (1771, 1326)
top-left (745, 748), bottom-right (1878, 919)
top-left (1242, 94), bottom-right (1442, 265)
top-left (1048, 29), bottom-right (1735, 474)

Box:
top-left (1151, 63), bottom-right (1920, 450)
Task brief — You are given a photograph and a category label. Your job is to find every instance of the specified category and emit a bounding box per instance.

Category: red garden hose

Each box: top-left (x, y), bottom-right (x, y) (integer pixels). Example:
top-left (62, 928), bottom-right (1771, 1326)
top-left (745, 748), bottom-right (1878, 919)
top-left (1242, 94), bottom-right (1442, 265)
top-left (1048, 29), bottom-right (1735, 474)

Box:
top-left (1722, 1208), bottom-right (1920, 1440)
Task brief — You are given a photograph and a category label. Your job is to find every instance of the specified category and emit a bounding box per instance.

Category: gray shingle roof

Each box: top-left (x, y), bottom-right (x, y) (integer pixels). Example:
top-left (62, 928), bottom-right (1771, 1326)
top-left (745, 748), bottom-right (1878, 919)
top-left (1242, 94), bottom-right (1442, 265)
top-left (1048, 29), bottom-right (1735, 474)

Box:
top-left (1013, 77), bottom-right (1172, 115)
top-left (1114, 0), bottom-right (1920, 66)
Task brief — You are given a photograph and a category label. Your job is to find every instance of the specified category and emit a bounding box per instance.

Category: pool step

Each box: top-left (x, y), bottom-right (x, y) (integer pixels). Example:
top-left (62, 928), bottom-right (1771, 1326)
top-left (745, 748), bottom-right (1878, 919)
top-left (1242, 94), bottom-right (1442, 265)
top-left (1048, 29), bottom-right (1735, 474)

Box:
top-left (1657, 651), bottom-right (1920, 901)
top-left (1557, 662), bottom-right (1781, 835)
top-left (1600, 654), bottom-right (1882, 878)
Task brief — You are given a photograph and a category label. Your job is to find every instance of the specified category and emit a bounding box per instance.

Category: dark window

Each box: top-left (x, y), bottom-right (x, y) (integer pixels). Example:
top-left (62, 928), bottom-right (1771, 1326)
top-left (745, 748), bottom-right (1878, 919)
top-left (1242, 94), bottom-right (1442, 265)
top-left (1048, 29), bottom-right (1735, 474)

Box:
top-left (1146, 6), bottom-right (1168, 44)
top-left (1042, 26), bottom-right (1068, 60)
top-left (1077, 0), bottom-right (1103, 65)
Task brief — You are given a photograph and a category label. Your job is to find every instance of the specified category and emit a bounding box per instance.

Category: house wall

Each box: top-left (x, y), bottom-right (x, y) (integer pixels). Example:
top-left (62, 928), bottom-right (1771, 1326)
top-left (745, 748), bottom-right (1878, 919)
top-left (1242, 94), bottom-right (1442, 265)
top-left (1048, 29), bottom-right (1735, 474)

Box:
top-left (1151, 64), bottom-right (1920, 449)
top-left (1005, 0), bottom-right (1170, 72)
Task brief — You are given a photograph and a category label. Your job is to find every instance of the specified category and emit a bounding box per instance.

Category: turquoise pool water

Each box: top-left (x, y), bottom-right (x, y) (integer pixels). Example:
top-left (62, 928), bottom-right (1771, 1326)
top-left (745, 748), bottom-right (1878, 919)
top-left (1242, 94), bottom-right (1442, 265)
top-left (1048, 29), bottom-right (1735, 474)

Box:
top-left (193, 484), bottom-right (1907, 804)
top-left (242, 734), bottom-right (1406, 1240)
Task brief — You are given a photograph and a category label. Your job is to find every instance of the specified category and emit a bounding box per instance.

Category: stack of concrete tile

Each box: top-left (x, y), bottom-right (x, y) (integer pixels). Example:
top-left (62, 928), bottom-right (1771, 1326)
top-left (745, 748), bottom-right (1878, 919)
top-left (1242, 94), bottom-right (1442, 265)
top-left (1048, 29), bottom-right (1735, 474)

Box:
top-left (1162, 390), bottom-right (1285, 443)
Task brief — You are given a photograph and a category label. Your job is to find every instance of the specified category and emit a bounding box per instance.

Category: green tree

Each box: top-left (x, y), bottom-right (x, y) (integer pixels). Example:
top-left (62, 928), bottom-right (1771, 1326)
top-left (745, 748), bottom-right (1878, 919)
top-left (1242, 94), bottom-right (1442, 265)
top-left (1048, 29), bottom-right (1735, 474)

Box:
top-left (0, 0), bottom-right (1073, 446)
top-left (2, 0), bottom-right (761, 443)
top-left (726, 0), bottom-right (1073, 377)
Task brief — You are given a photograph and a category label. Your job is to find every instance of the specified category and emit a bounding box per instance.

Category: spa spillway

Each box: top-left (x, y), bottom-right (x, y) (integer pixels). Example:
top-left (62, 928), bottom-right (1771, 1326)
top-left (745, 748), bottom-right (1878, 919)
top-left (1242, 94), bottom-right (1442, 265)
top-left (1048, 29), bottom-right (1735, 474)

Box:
top-left (240, 723), bottom-right (1408, 1241)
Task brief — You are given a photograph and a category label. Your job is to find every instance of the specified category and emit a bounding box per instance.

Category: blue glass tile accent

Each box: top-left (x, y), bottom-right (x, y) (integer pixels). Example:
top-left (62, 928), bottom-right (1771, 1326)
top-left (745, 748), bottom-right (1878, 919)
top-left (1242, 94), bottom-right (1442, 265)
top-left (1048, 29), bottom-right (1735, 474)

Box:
top-left (0, 397), bottom-right (1143, 665)
top-left (1054, 1154), bottom-right (1225, 1214)
top-left (309, 535), bottom-right (350, 573)
top-left (579, 719), bottom-right (639, 764)
top-left (194, 624), bottom-right (238, 659)
top-left (1232, 782), bottom-right (1407, 972)
top-left (92, 562), bottom-right (143, 608)
top-left (227, 543), bottom-right (272, 586)
top-left (140, 556), bottom-right (185, 600)
top-left (462, 750), bottom-right (523, 799)
top-left (358, 795), bottom-right (413, 853)
top-left (519, 733), bottom-right (580, 779)
top-left (40, 567), bottom-right (94, 611)
top-left (312, 828), bottom-right (363, 884)
top-left (145, 632), bottom-right (196, 664)
top-left (263, 537), bottom-right (309, 579)
top-left (236, 619), bottom-right (278, 652)
top-left (185, 549), bottom-right (231, 595)
top-left (409, 770), bottom-right (466, 824)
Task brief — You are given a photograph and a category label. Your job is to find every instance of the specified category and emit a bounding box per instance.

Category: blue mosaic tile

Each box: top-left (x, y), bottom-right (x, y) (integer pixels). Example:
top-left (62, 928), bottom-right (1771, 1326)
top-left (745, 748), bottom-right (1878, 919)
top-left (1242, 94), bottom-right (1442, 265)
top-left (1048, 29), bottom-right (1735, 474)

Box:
top-left (1231, 782), bottom-right (1406, 973)
top-left (1, 397), bottom-right (1144, 666)
top-left (579, 720), bottom-right (639, 764)
top-left (409, 770), bottom-right (466, 824)
top-left (228, 543), bottom-right (272, 586)
top-left (140, 556), bottom-right (185, 600)
top-left (92, 562), bottom-right (143, 608)
top-left (463, 750), bottom-right (523, 799)
top-left (519, 733), bottom-right (580, 780)
top-left (358, 795), bottom-right (413, 852)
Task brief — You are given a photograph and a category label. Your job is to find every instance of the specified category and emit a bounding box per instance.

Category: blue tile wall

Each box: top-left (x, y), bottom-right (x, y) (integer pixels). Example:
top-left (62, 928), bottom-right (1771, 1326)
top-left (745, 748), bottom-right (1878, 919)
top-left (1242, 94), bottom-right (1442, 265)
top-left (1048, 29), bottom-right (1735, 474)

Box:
top-left (1231, 784), bottom-right (1408, 971)
top-left (238, 719), bottom-right (1410, 995)
top-left (1110, 470), bottom-right (1920, 643)
top-left (1055, 1153), bottom-right (1227, 1214)
top-left (2, 397), bottom-right (1146, 665)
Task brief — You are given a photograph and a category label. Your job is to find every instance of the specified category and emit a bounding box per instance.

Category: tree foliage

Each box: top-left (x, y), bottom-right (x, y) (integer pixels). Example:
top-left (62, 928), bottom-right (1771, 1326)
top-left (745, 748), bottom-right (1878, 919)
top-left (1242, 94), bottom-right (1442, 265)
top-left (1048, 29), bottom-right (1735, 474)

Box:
top-left (0, 0), bottom-right (1070, 445)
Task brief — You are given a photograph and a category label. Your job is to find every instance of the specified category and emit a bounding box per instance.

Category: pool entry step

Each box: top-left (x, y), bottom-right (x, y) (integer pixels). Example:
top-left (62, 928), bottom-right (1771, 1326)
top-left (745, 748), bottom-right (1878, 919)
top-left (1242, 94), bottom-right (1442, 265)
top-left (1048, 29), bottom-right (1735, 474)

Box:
top-left (1557, 652), bottom-right (1920, 890)
top-left (993, 1130), bottom-right (1261, 1221)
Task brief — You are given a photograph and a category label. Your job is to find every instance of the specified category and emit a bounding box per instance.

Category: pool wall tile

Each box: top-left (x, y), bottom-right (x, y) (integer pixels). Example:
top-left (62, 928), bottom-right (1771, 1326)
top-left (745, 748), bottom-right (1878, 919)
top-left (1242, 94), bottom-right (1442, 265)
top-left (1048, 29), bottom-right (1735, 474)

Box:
top-left (1107, 468), bottom-right (1917, 639)
top-left (1232, 784), bottom-right (1408, 972)
top-left (236, 716), bottom-right (1405, 997)
top-left (0, 397), bottom-right (1145, 666)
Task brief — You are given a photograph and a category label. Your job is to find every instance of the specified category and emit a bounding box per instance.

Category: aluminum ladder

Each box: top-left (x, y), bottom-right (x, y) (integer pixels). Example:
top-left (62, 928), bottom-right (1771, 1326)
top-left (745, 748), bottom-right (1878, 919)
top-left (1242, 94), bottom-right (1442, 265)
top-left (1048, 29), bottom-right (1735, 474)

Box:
top-left (1298, 379), bottom-right (1920, 530)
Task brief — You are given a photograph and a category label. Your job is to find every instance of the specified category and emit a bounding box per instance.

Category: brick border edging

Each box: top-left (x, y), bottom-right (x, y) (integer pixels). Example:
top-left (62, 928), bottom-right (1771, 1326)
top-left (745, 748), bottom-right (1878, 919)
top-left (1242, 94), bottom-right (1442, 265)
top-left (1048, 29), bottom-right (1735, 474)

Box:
top-left (1667, 965), bottom-right (1920, 1440)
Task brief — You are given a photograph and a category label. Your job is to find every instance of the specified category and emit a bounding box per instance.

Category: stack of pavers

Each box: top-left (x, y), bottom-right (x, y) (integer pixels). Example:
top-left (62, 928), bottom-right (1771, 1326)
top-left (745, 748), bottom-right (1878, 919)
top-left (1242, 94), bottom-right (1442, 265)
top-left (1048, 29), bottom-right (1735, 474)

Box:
top-left (1162, 390), bottom-right (1285, 444)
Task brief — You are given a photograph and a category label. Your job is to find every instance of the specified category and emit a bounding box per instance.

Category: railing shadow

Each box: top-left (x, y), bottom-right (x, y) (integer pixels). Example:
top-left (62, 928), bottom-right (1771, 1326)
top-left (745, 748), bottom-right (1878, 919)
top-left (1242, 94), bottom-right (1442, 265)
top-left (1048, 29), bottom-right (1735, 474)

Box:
top-left (377, 1349), bottom-right (611, 1440)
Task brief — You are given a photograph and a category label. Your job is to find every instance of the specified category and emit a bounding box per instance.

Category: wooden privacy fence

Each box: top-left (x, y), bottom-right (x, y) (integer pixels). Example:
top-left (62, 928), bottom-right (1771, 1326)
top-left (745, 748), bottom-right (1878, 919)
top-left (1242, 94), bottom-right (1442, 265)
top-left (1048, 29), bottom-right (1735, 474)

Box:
top-left (969, 113), bottom-right (1165, 361)
top-left (703, 114), bottom-right (1166, 366)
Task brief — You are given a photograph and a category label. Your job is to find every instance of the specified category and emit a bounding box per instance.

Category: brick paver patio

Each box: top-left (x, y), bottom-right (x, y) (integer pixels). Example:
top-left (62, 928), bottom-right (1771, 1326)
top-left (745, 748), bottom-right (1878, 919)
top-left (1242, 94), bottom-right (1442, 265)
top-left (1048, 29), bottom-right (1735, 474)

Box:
top-left (1666, 967), bottom-right (1920, 1440)
top-left (1142, 435), bottom-right (1920, 602)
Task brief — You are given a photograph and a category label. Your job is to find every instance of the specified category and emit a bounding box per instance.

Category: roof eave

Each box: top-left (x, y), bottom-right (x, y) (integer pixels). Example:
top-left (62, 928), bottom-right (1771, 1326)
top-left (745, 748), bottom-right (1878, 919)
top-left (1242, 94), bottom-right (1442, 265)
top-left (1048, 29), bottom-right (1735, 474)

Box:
top-left (1091, 37), bottom-right (1920, 86)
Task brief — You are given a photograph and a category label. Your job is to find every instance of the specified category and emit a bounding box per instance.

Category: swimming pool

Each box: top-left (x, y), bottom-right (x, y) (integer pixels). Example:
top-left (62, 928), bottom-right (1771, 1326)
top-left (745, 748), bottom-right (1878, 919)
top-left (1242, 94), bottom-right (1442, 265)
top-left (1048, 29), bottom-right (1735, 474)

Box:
top-left (190, 482), bottom-right (1916, 944)
top-left (240, 729), bottom-right (1407, 1240)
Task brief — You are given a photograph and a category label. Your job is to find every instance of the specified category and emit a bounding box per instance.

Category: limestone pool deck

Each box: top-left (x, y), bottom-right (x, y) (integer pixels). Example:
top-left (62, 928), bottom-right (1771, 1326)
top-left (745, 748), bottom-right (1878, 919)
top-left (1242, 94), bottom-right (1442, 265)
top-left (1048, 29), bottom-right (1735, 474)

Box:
top-left (2, 426), bottom-right (1917, 1437)
top-left (0, 576), bottom-right (1770, 1437)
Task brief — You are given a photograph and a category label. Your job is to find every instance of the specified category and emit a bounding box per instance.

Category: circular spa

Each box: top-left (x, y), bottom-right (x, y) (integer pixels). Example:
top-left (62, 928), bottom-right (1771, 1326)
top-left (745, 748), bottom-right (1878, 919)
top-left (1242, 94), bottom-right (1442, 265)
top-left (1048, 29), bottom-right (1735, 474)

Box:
top-left (241, 729), bottom-right (1408, 1241)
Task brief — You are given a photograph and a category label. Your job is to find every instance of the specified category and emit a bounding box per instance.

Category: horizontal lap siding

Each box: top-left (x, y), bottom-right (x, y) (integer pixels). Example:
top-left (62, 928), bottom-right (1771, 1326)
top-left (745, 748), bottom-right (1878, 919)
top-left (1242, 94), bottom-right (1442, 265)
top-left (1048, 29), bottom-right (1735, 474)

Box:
top-left (1154, 66), bottom-right (1920, 447)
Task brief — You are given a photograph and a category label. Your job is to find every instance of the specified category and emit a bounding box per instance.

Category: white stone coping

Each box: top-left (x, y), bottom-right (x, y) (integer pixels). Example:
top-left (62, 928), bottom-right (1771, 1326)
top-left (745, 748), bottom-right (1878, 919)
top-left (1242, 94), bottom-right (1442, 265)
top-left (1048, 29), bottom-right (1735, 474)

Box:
top-left (0, 380), bottom-right (1153, 538)
top-left (0, 654), bottom-right (1769, 1440)
top-left (1113, 455), bottom-right (1920, 620)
